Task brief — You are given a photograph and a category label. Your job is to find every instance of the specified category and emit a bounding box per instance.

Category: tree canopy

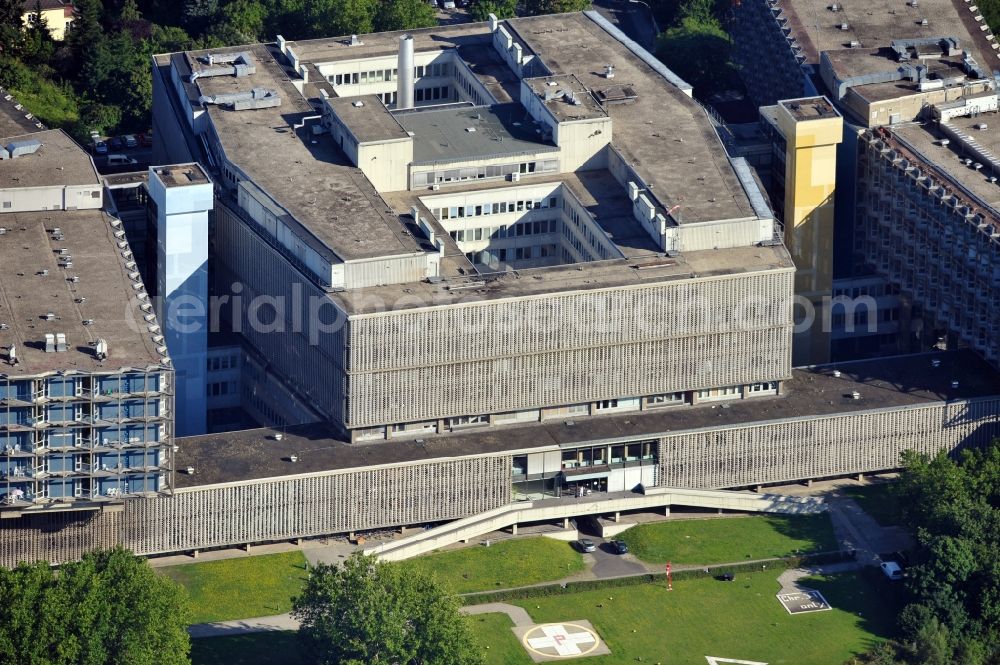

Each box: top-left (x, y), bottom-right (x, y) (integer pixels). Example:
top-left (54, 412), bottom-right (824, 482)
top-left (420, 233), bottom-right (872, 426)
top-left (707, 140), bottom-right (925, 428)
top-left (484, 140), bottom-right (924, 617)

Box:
top-left (292, 552), bottom-right (483, 665)
top-left (882, 441), bottom-right (1000, 664)
top-left (0, 547), bottom-right (190, 665)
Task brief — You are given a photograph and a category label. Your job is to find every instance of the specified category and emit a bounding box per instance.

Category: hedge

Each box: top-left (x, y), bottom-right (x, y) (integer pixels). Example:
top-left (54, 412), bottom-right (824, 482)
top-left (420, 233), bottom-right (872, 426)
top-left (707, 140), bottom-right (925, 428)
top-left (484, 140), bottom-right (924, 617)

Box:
top-left (459, 550), bottom-right (848, 605)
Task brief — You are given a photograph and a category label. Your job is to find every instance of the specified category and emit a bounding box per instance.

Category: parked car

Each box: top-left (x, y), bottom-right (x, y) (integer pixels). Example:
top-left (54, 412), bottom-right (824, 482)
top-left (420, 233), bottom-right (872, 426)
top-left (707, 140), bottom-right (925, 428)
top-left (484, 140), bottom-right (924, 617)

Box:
top-left (139, 131), bottom-right (153, 147)
top-left (106, 154), bottom-right (138, 166)
top-left (123, 134), bottom-right (138, 148)
top-left (577, 539), bottom-right (596, 553)
top-left (93, 140), bottom-right (108, 155)
top-left (442, 0), bottom-right (456, 8)
top-left (109, 136), bottom-right (123, 150)
top-left (611, 540), bottom-right (629, 554)
top-left (881, 561), bottom-right (904, 580)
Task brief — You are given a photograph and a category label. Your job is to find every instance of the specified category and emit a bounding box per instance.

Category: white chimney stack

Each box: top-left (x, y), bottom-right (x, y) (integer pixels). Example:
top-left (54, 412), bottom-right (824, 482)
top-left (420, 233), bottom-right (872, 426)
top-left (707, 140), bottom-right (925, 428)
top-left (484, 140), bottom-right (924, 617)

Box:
top-left (397, 35), bottom-right (415, 110)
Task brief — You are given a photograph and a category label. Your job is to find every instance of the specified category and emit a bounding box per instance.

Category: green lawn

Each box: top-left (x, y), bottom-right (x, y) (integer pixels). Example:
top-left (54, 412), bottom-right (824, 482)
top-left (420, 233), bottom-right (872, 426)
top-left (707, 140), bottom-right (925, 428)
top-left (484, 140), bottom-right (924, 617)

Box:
top-left (157, 551), bottom-right (309, 624)
top-left (191, 571), bottom-right (896, 665)
top-left (619, 514), bottom-right (837, 565)
top-left (842, 482), bottom-right (902, 527)
top-left (396, 537), bottom-right (585, 594)
top-left (470, 613), bottom-right (534, 665)
top-left (491, 571), bottom-right (895, 664)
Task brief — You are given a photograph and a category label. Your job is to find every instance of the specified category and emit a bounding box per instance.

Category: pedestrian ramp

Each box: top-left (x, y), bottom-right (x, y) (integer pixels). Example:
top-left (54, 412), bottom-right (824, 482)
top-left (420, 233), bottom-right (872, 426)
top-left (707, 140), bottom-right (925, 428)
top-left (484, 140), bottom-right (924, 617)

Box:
top-left (365, 487), bottom-right (826, 561)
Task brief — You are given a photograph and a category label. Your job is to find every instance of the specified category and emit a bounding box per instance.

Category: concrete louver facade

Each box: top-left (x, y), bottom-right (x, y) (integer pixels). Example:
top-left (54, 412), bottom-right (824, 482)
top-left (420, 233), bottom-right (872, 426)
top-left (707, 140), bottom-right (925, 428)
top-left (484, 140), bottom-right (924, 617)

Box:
top-left (0, 394), bottom-right (996, 568)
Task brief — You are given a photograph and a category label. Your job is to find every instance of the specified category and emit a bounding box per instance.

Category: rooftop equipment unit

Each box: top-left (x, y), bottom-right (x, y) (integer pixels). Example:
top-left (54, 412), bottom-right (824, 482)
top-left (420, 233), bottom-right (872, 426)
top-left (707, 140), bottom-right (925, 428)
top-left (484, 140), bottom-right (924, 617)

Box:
top-left (5, 139), bottom-right (42, 158)
top-left (189, 52), bottom-right (255, 83)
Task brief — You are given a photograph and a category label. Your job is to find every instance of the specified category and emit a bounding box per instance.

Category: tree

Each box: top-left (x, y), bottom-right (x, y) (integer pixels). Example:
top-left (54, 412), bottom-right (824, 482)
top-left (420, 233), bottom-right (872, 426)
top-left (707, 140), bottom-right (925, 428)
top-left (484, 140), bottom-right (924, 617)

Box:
top-left (292, 552), bottom-right (483, 665)
top-left (523, 0), bottom-right (590, 15)
top-left (655, 14), bottom-right (738, 97)
top-left (301, 0), bottom-right (377, 38)
top-left (0, 0), bottom-right (23, 56)
top-left (211, 0), bottom-right (268, 44)
top-left (375, 0), bottom-right (437, 32)
top-left (0, 548), bottom-right (190, 665)
top-left (469, 0), bottom-right (517, 21)
top-left (890, 441), bottom-right (1000, 663)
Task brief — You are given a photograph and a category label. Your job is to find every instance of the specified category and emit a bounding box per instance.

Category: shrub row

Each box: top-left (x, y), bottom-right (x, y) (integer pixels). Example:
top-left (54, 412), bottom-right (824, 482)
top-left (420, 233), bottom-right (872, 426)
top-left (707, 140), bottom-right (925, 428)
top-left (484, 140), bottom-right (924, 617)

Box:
top-left (459, 550), bottom-right (848, 605)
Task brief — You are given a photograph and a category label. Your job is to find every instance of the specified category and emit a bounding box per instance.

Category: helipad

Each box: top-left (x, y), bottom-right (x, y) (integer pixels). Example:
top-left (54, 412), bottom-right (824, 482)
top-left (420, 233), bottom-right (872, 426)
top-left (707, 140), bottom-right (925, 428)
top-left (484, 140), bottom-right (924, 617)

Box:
top-left (512, 620), bottom-right (611, 662)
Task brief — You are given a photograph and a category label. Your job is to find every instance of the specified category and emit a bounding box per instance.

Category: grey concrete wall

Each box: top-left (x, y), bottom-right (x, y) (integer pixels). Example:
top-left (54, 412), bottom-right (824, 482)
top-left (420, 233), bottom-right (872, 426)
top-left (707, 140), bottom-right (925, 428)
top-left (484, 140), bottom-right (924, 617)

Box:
top-left (346, 270), bottom-right (795, 427)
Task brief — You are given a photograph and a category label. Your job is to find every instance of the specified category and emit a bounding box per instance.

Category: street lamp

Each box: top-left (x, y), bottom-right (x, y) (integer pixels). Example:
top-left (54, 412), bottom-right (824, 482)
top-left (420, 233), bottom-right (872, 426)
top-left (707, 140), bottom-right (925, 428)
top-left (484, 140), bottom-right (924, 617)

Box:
top-left (628, 0), bottom-right (661, 37)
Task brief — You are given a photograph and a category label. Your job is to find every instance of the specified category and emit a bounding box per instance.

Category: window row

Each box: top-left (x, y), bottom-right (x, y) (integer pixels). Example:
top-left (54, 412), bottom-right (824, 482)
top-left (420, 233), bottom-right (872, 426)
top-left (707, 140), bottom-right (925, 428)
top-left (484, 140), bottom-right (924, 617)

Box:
top-left (466, 244), bottom-right (558, 265)
top-left (207, 354), bottom-right (239, 372)
top-left (449, 218), bottom-right (558, 243)
top-left (436, 197), bottom-right (558, 220)
top-left (328, 62), bottom-right (451, 86)
top-left (411, 160), bottom-right (558, 187)
top-left (206, 381), bottom-right (237, 397)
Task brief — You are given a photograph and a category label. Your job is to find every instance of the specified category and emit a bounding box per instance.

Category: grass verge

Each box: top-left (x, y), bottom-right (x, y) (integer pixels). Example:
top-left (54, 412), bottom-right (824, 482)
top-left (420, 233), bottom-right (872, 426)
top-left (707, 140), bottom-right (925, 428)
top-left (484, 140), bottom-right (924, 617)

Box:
top-left (157, 551), bottom-right (309, 624)
top-left (395, 537), bottom-right (585, 594)
top-left (619, 513), bottom-right (837, 564)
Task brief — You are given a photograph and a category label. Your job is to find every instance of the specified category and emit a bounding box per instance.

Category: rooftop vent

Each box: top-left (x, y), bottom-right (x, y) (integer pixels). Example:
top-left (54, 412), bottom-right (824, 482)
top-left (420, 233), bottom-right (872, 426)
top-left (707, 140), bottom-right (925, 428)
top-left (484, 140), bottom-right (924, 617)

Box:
top-left (55, 333), bottom-right (66, 352)
top-left (829, 2), bottom-right (840, 9)
top-left (190, 52), bottom-right (255, 83)
top-left (353, 100), bottom-right (365, 107)
top-left (350, 34), bottom-right (362, 46)
top-left (94, 339), bottom-right (108, 360)
top-left (3, 139), bottom-right (42, 159)
top-left (839, 22), bottom-right (850, 30)
top-left (44, 333), bottom-right (55, 353)
top-left (604, 64), bottom-right (616, 79)
top-left (851, 391), bottom-right (861, 400)
top-left (920, 17), bottom-right (928, 25)
top-left (199, 87), bottom-right (281, 111)
top-left (849, 40), bottom-right (862, 48)
top-left (44, 312), bottom-right (55, 321)
top-left (951, 380), bottom-right (960, 389)
top-left (931, 358), bottom-right (942, 367)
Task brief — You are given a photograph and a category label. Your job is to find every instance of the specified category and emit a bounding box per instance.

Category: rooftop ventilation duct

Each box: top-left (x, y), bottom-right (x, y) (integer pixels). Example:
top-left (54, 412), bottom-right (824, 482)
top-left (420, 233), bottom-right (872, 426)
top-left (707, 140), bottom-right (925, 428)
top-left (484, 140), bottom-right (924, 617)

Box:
top-left (199, 87), bottom-right (282, 110)
top-left (189, 52), bottom-right (255, 83)
top-left (4, 139), bottom-right (42, 159)
top-left (397, 35), bottom-right (415, 110)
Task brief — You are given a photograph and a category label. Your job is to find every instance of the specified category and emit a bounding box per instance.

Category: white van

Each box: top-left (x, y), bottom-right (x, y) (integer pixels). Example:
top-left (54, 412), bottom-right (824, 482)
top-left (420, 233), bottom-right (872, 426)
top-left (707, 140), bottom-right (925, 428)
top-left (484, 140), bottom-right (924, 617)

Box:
top-left (106, 154), bottom-right (138, 166)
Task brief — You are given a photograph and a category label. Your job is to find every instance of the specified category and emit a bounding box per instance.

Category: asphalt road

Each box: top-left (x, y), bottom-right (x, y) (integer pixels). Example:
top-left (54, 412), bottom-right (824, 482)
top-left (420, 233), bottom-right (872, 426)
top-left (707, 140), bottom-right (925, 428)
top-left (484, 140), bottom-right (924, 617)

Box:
top-left (585, 538), bottom-right (649, 578)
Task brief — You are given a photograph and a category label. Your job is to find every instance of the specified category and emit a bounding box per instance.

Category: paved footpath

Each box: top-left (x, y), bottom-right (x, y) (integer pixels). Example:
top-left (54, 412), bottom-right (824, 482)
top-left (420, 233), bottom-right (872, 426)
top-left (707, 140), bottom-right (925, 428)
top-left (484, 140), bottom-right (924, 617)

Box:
top-left (188, 613), bottom-right (301, 639)
top-left (459, 603), bottom-right (534, 627)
